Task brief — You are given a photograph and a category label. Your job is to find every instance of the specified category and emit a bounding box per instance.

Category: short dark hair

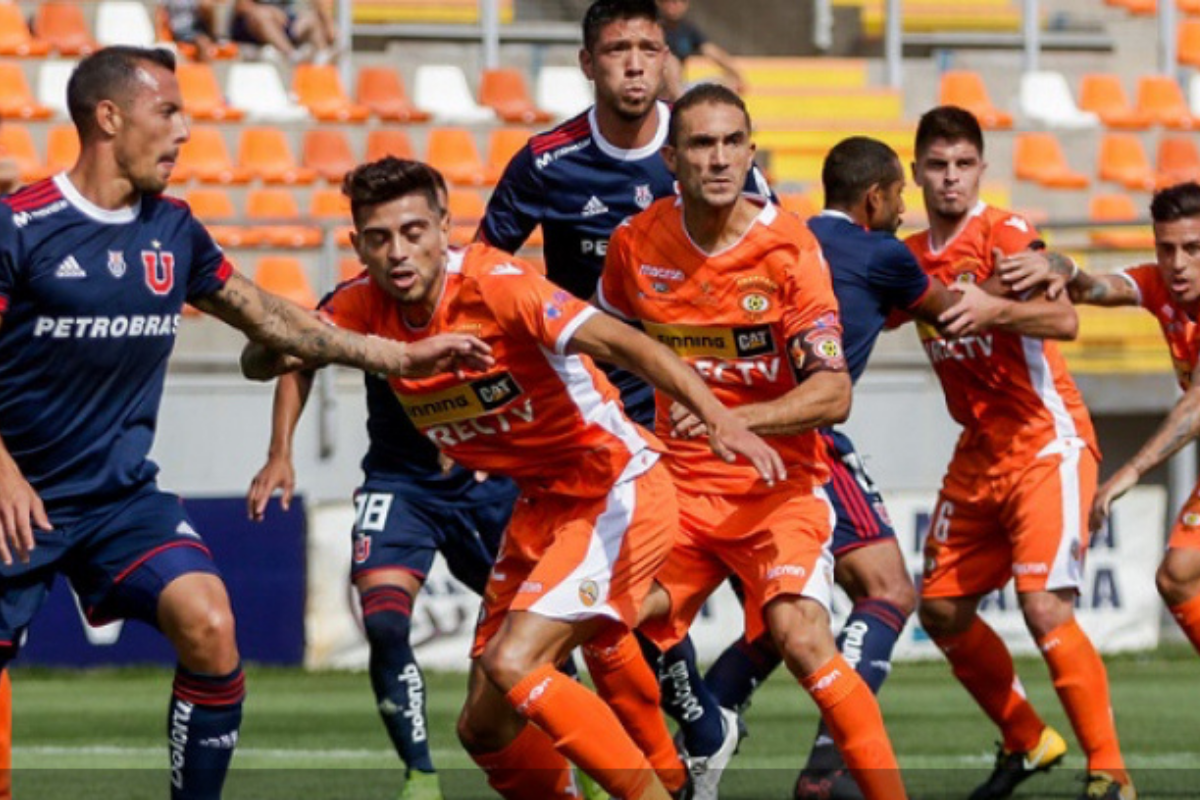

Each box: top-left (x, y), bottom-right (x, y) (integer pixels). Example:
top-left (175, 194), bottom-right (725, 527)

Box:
top-left (1150, 182), bottom-right (1200, 223)
top-left (342, 157), bottom-right (447, 227)
top-left (582, 0), bottom-right (659, 51)
top-left (67, 46), bottom-right (176, 141)
top-left (822, 136), bottom-right (903, 208)
top-left (915, 105), bottom-right (984, 159)
top-left (667, 83), bottom-right (751, 145)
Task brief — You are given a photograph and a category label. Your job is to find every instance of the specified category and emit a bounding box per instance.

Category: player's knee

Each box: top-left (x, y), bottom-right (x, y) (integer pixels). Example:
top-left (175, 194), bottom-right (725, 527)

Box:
top-left (456, 697), bottom-right (515, 753)
top-left (917, 598), bottom-right (969, 640)
top-left (767, 598), bottom-right (835, 674)
top-left (171, 603), bottom-right (238, 672)
top-left (1156, 555), bottom-right (1200, 607)
top-left (859, 575), bottom-right (917, 618)
top-left (479, 636), bottom-right (538, 693)
top-left (1018, 591), bottom-right (1072, 639)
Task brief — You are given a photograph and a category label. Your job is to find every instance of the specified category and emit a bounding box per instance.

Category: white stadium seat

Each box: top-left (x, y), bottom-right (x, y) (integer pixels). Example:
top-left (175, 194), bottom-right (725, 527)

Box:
top-left (413, 64), bottom-right (495, 123)
top-left (1019, 70), bottom-right (1099, 130)
top-left (536, 66), bottom-right (593, 120)
top-left (95, 1), bottom-right (157, 47)
top-left (225, 62), bottom-right (309, 123)
top-left (36, 60), bottom-right (77, 118)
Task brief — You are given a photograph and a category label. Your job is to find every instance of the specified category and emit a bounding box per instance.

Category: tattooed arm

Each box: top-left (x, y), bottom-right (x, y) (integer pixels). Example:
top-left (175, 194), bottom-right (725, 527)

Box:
top-left (1067, 269), bottom-right (1140, 307)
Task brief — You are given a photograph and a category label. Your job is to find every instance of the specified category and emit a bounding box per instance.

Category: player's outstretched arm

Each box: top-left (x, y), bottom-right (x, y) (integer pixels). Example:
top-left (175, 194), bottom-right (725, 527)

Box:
top-left (1091, 369), bottom-right (1200, 531)
top-left (569, 311), bottom-right (787, 486)
top-left (730, 370), bottom-right (852, 437)
top-left (938, 280), bottom-right (1079, 340)
top-left (197, 272), bottom-right (493, 378)
top-left (1066, 269), bottom-right (1140, 308)
top-left (246, 369), bottom-right (314, 522)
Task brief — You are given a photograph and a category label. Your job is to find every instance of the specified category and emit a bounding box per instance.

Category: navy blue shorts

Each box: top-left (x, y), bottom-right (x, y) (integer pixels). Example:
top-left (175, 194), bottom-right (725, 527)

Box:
top-left (349, 474), bottom-right (517, 595)
top-left (820, 429), bottom-right (897, 557)
top-left (0, 485), bottom-right (220, 654)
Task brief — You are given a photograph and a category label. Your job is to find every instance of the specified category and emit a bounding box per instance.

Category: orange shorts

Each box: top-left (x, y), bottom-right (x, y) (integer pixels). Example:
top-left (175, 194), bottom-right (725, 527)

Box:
top-left (640, 484), bottom-right (835, 650)
top-left (921, 438), bottom-right (1097, 599)
top-left (471, 456), bottom-right (676, 657)
top-left (1168, 484), bottom-right (1200, 551)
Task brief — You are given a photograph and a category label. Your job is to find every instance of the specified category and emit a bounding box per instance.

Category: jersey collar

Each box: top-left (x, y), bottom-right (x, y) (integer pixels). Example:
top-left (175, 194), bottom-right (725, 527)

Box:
top-left (927, 200), bottom-right (987, 255)
top-left (53, 172), bottom-right (141, 225)
top-left (589, 101), bottom-right (670, 162)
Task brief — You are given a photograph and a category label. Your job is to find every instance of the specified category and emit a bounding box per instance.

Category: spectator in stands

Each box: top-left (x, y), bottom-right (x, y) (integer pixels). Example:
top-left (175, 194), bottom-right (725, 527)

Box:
top-left (230, 0), bottom-right (338, 64)
top-left (655, 0), bottom-right (744, 100)
top-left (162, 0), bottom-right (223, 62)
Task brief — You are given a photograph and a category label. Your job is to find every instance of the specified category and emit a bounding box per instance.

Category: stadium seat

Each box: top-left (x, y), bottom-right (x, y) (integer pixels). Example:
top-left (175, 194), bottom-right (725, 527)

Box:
top-left (0, 64), bottom-right (53, 120)
top-left (414, 65), bottom-right (495, 123)
top-left (1018, 71), bottom-right (1098, 129)
top-left (485, 127), bottom-right (532, 182)
top-left (177, 63), bottom-right (244, 122)
top-left (938, 70), bottom-right (1012, 129)
top-left (253, 256), bottom-right (318, 308)
top-left (35, 60), bottom-right (76, 119)
top-left (183, 188), bottom-right (263, 248)
top-left (1079, 73), bottom-right (1152, 129)
top-left (339, 256), bottom-right (364, 285)
top-left (1135, 75), bottom-right (1200, 129)
top-left (176, 125), bottom-right (248, 184)
top-left (293, 64), bottom-right (369, 123)
top-left (0, 124), bottom-right (47, 183)
top-left (1180, 19), bottom-right (1200, 67)
top-left (1107, 0), bottom-right (1157, 14)
top-left (1088, 193), bottom-right (1154, 250)
top-left (1191, 73), bottom-right (1200, 117)
top-left (309, 188), bottom-right (353, 246)
top-left (479, 68), bottom-right (552, 124)
top-left (426, 128), bottom-right (489, 187)
top-left (0, 4), bottom-right (51, 57)
top-left (447, 190), bottom-right (485, 245)
top-left (225, 62), bottom-right (308, 123)
top-left (44, 124), bottom-right (78, 173)
top-left (365, 129), bottom-right (418, 162)
top-left (1097, 133), bottom-right (1157, 191)
top-left (303, 129), bottom-right (357, 184)
top-left (94, 1), bottom-right (157, 47)
top-left (1013, 133), bottom-right (1089, 189)
top-left (34, 2), bottom-right (97, 56)
top-left (238, 128), bottom-right (317, 185)
top-left (1156, 136), bottom-right (1200, 187)
top-left (355, 66), bottom-right (430, 123)
top-left (536, 66), bottom-right (592, 120)
top-left (246, 189), bottom-right (322, 248)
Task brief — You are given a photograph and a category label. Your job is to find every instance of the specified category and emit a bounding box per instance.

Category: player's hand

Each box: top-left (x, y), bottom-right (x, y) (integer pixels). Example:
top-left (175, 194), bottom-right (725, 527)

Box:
top-left (391, 334), bottom-right (494, 379)
top-left (938, 281), bottom-right (1004, 337)
top-left (246, 454), bottom-right (295, 522)
top-left (995, 247), bottom-right (1068, 299)
top-left (0, 457), bottom-right (51, 565)
top-left (437, 452), bottom-right (488, 482)
top-left (1090, 465), bottom-right (1139, 533)
top-left (668, 401), bottom-right (708, 439)
top-left (707, 415), bottom-right (787, 487)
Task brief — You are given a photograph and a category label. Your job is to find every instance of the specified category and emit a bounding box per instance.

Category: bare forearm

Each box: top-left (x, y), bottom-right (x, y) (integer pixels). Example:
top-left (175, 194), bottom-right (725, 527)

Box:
top-left (1123, 388), bottom-right (1200, 479)
top-left (268, 370), bottom-right (315, 458)
top-left (733, 372), bottom-right (851, 436)
top-left (1068, 272), bottom-right (1138, 307)
top-left (992, 297), bottom-right (1078, 340)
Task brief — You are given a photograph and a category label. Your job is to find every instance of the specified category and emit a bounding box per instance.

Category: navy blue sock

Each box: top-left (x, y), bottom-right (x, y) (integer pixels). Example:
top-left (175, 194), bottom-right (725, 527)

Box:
top-left (169, 665), bottom-right (244, 800)
top-left (807, 598), bottom-right (909, 769)
top-left (703, 633), bottom-right (782, 711)
top-left (361, 585), bottom-right (435, 774)
top-left (654, 635), bottom-right (726, 757)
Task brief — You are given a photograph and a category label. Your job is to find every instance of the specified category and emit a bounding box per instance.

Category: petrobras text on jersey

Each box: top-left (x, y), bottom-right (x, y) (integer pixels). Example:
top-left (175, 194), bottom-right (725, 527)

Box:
top-left (11, 200), bottom-right (69, 229)
top-left (33, 313), bottom-right (181, 339)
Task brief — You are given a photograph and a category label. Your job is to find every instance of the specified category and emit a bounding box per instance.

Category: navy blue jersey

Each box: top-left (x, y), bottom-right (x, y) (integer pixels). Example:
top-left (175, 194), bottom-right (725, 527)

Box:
top-left (807, 211), bottom-right (931, 383)
top-left (0, 175), bottom-right (231, 519)
top-left (663, 18), bottom-right (707, 61)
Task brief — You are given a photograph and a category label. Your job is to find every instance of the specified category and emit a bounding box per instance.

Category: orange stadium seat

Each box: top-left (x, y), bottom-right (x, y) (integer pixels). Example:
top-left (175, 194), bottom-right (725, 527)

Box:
top-left (0, 124), bottom-right (47, 183)
top-left (1182, 20), bottom-right (1200, 68)
top-left (0, 4), bottom-right (50, 57)
top-left (339, 256), bottom-right (364, 284)
top-left (34, 2), bottom-right (98, 56)
top-left (44, 124), bottom-right (78, 174)
top-left (448, 190), bottom-right (485, 245)
top-left (308, 189), bottom-right (353, 246)
top-left (356, 66), bottom-right (430, 123)
top-left (1088, 193), bottom-right (1155, 249)
top-left (1097, 133), bottom-right (1157, 191)
top-left (238, 128), bottom-right (317, 185)
top-left (938, 70), bottom-right (1012, 129)
top-left (365, 129), bottom-right (418, 162)
top-left (1013, 133), bottom-right (1089, 189)
top-left (0, 64), bottom-right (53, 120)
top-left (479, 68), bottom-right (552, 124)
top-left (294, 64), bottom-right (369, 123)
top-left (177, 64), bottom-right (244, 122)
top-left (183, 188), bottom-right (263, 248)
top-left (1156, 136), bottom-right (1200, 187)
top-left (485, 127), bottom-right (531, 182)
top-left (302, 129), bottom-right (357, 184)
top-left (1136, 75), bottom-right (1200, 129)
top-left (426, 128), bottom-right (489, 187)
top-left (247, 189), bottom-right (322, 248)
top-left (1078, 74), bottom-right (1152, 129)
top-left (254, 256), bottom-right (318, 308)
top-left (176, 126), bottom-right (248, 184)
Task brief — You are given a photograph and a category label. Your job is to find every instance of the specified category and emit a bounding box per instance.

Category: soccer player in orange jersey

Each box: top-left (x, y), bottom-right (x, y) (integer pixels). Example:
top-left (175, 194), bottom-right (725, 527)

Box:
top-left (905, 106), bottom-right (1134, 800)
top-left (598, 84), bottom-right (907, 800)
top-left (242, 157), bottom-right (786, 800)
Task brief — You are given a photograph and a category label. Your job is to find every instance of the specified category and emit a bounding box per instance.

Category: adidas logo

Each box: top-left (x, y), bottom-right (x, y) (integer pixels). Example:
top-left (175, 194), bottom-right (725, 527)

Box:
top-left (581, 195), bottom-right (608, 217)
top-left (54, 255), bottom-right (86, 279)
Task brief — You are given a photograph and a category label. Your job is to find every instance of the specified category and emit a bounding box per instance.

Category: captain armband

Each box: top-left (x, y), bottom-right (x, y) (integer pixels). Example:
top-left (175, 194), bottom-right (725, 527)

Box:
top-left (787, 325), bottom-right (847, 382)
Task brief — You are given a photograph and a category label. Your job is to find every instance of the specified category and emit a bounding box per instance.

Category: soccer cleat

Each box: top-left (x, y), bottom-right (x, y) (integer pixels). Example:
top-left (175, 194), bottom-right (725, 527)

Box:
top-left (968, 726), bottom-right (1068, 800)
top-left (680, 707), bottom-right (740, 800)
top-left (794, 767), bottom-right (865, 800)
top-left (1080, 772), bottom-right (1137, 800)
top-left (399, 769), bottom-right (444, 800)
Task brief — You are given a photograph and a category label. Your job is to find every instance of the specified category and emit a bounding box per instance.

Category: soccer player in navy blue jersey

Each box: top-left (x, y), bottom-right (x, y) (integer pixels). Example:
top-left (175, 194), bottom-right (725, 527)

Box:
top-left (0, 46), bottom-right (488, 800)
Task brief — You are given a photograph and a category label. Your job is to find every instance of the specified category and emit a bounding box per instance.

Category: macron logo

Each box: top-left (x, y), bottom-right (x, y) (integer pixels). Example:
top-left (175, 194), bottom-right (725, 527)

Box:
top-left (489, 263), bottom-right (524, 276)
top-left (1004, 216), bottom-right (1030, 233)
top-left (581, 196), bottom-right (608, 218)
top-left (55, 255), bottom-right (86, 279)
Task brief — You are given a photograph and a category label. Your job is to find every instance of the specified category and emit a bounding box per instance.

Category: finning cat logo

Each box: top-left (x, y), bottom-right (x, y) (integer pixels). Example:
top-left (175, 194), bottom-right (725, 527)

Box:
top-left (107, 250), bottom-right (127, 278)
top-left (634, 184), bottom-right (653, 210)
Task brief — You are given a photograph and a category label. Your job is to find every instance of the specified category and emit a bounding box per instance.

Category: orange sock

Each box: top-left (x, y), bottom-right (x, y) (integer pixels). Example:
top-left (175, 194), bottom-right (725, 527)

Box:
top-left (0, 670), bottom-right (10, 800)
top-left (1039, 620), bottom-right (1127, 782)
top-left (470, 721), bottom-right (578, 799)
top-left (583, 630), bottom-right (686, 794)
top-left (933, 617), bottom-right (1045, 752)
top-left (1169, 591), bottom-right (1200, 655)
top-left (802, 655), bottom-right (906, 800)
top-left (507, 663), bottom-right (656, 799)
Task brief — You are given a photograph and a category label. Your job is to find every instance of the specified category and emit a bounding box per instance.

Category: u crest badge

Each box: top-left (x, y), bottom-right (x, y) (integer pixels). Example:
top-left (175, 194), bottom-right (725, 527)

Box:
top-left (107, 250), bottom-right (127, 278)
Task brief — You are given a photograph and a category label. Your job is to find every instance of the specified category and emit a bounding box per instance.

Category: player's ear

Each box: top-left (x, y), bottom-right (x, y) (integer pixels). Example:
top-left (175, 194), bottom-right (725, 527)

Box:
top-left (910, 159), bottom-right (921, 187)
top-left (96, 98), bottom-right (121, 137)
top-left (579, 47), bottom-right (594, 81)
top-left (661, 143), bottom-right (677, 174)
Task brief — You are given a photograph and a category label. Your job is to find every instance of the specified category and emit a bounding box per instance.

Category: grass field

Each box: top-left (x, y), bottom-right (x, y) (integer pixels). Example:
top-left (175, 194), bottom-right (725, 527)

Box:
top-left (9, 647), bottom-right (1200, 799)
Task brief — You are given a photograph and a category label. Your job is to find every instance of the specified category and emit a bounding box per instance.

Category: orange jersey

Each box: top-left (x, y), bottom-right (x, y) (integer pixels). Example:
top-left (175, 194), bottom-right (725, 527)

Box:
top-left (1120, 264), bottom-right (1200, 390)
top-left (905, 203), bottom-right (1097, 464)
top-left (598, 197), bottom-right (844, 495)
top-left (321, 243), bottom-right (659, 498)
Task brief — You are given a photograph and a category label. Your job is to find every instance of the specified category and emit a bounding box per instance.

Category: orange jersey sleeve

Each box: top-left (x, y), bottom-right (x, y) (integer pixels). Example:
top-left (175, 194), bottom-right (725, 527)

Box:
top-left (472, 254), bottom-right (602, 355)
top-left (317, 273), bottom-right (382, 335)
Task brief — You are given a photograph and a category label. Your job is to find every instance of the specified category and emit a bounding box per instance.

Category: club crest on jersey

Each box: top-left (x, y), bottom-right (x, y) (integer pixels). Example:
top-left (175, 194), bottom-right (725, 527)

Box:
top-left (634, 184), bottom-right (653, 210)
top-left (578, 579), bottom-right (601, 607)
top-left (107, 250), bottom-right (127, 278)
top-left (142, 249), bottom-right (176, 295)
top-left (353, 532), bottom-right (371, 563)
top-left (741, 293), bottom-right (770, 315)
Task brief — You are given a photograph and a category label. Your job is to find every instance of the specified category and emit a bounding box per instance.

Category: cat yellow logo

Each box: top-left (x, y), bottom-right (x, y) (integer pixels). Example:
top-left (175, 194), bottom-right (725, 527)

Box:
top-left (398, 373), bottom-right (523, 426)
top-left (644, 322), bottom-right (776, 358)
